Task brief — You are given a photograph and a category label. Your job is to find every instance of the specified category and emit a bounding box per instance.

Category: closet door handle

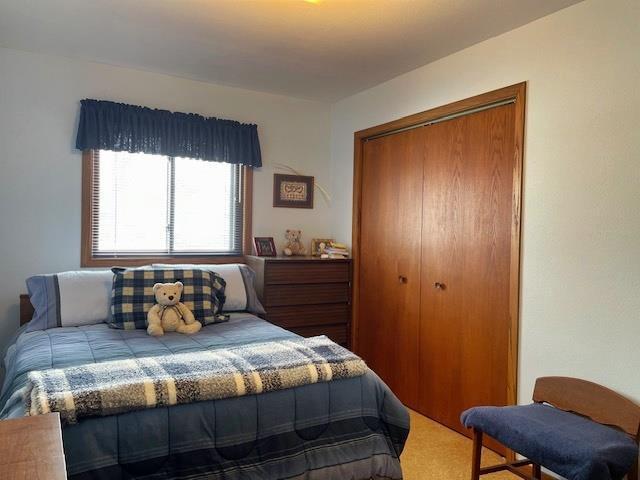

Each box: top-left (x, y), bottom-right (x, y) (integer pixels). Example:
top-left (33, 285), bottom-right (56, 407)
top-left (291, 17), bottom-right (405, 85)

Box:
top-left (434, 282), bottom-right (446, 290)
top-left (398, 275), bottom-right (408, 284)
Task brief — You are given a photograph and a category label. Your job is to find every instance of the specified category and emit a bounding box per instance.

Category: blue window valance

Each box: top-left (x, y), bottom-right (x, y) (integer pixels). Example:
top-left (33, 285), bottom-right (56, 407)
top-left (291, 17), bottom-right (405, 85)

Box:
top-left (75, 99), bottom-right (262, 168)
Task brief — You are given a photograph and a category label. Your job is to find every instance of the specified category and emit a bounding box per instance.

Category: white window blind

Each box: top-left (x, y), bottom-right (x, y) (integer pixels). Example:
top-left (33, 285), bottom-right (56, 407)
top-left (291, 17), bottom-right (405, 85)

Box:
top-left (91, 150), bottom-right (243, 257)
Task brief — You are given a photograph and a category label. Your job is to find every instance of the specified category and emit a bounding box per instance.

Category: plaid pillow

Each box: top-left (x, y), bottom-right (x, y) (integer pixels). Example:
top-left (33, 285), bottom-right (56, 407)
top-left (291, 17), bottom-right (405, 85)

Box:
top-left (109, 269), bottom-right (227, 330)
top-left (209, 271), bottom-right (227, 316)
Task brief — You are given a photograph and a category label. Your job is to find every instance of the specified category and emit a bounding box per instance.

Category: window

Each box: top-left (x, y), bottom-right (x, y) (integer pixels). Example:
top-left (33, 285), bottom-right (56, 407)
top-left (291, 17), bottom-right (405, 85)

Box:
top-left (82, 150), bottom-right (251, 266)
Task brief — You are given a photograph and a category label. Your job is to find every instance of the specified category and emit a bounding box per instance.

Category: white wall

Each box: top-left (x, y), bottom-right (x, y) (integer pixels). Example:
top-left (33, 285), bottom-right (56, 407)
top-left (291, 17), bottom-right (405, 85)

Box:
top-left (0, 47), bottom-right (332, 348)
top-left (1, 0), bottom-right (638, 407)
top-left (330, 0), bottom-right (640, 403)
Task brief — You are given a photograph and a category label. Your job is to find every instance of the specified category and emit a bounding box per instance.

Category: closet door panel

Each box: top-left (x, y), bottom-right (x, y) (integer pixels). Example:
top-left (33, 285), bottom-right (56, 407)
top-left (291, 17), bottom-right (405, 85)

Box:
top-left (358, 129), bottom-right (424, 409)
top-left (418, 104), bottom-right (516, 436)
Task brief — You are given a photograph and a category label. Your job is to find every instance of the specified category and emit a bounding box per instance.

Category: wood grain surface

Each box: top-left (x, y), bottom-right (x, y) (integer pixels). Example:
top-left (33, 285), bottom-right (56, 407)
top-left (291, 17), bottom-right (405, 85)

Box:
top-left (246, 256), bottom-right (353, 347)
top-left (418, 103), bottom-right (516, 452)
top-left (352, 84), bottom-right (526, 458)
top-left (533, 376), bottom-right (640, 438)
top-left (0, 413), bottom-right (66, 480)
top-left (357, 128), bottom-right (425, 409)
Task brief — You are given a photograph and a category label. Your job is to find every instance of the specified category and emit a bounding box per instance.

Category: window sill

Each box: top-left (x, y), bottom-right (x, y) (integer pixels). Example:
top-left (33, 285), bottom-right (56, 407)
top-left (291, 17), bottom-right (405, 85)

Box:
top-left (81, 255), bottom-right (248, 268)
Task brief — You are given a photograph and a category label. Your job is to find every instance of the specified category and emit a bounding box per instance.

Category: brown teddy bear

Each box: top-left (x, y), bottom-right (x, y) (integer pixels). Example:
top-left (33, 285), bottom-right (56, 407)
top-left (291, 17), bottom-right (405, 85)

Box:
top-left (147, 281), bottom-right (202, 336)
top-left (283, 229), bottom-right (306, 256)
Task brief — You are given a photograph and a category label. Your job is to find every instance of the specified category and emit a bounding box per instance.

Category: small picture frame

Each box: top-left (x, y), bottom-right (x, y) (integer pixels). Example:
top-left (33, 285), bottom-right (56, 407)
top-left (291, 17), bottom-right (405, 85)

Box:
top-left (311, 238), bottom-right (334, 257)
top-left (273, 174), bottom-right (314, 209)
top-left (253, 237), bottom-right (277, 257)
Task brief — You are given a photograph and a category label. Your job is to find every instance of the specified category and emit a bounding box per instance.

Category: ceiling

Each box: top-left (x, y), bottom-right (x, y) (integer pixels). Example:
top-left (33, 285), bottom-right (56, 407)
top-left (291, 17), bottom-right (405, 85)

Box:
top-left (0, 0), bottom-right (583, 101)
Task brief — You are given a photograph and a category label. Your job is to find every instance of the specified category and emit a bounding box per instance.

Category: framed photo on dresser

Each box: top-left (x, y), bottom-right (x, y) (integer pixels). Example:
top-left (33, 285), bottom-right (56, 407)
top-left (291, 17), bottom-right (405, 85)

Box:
top-left (253, 237), bottom-right (277, 257)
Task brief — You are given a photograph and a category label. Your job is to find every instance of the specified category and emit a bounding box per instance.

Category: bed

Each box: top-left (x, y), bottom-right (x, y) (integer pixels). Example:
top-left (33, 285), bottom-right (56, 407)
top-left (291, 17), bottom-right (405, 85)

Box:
top-left (1, 301), bottom-right (409, 479)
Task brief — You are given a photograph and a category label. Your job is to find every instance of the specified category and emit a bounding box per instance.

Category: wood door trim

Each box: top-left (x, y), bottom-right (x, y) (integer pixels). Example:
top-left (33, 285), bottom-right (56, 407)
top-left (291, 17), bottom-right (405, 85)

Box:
top-left (354, 83), bottom-right (525, 140)
top-left (351, 82), bottom-right (526, 412)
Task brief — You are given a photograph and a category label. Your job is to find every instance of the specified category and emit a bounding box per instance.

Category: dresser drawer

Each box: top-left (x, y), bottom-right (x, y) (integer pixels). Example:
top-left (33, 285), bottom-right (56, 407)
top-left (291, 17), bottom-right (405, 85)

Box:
top-left (265, 262), bottom-right (350, 285)
top-left (266, 304), bottom-right (349, 328)
top-left (264, 283), bottom-right (350, 307)
top-left (288, 324), bottom-right (349, 345)
top-left (245, 256), bottom-right (352, 347)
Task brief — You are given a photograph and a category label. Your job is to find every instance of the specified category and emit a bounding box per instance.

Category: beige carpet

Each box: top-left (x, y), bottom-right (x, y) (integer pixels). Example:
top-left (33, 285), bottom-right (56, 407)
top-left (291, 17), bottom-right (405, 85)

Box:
top-left (401, 410), bottom-right (518, 480)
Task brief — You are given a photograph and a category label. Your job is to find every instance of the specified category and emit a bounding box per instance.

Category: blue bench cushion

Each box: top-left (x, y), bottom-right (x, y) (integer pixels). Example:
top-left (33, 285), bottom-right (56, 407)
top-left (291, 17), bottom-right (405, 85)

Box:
top-left (461, 404), bottom-right (638, 480)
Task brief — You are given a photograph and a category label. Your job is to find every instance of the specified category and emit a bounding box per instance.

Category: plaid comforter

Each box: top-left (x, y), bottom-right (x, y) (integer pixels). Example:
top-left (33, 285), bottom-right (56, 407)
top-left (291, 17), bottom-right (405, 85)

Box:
top-left (4, 318), bottom-right (408, 480)
top-left (25, 335), bottom-right (367, 424)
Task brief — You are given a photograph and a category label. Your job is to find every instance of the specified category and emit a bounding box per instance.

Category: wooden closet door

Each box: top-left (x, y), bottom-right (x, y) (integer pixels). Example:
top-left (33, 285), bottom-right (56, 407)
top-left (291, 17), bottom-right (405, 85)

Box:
top-left (358, 129), bottom-right (424, 409)
top-left (418, 104), bottom-right (516, 437)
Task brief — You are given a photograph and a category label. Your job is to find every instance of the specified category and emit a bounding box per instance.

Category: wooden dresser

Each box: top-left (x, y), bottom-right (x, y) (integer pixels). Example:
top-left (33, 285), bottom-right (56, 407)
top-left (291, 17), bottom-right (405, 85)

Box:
top-left (0, 413), bottom-right (67, 479)
top-left (246, 256), bottom-right (352, 347)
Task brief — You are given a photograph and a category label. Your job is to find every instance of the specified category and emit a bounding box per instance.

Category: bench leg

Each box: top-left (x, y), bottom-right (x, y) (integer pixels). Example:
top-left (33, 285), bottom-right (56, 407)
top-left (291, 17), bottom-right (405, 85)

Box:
top-left (532, 463), bottom-right (542, 479)
top-left (628, 457), bottom-right (638, 480)
top-left (471, 428), bottom-right (483, 480)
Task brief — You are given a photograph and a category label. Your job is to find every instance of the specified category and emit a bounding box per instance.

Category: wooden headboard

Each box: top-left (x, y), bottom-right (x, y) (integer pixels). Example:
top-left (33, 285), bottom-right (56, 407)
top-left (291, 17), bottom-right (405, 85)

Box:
top-left (20, 294), bottom-right (34, 326)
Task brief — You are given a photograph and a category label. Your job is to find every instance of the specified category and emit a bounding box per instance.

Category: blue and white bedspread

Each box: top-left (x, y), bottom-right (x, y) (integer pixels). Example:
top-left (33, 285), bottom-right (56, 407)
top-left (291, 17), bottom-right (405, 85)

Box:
top-left (0, 314), bottom-right (410, 479)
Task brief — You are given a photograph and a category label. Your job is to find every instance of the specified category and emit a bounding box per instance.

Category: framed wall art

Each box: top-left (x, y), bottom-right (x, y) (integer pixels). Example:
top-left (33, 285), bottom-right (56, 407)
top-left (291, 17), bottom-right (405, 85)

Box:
top-left (273, 174), bottom-right (314, 209)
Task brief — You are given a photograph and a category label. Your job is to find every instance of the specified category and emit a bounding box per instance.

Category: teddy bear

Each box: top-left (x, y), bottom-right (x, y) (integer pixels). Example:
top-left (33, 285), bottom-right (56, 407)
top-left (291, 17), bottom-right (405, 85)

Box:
top-left (147, 281), bottom-right (202, 336)
top-left (283, 229), bottom-right (306, 256)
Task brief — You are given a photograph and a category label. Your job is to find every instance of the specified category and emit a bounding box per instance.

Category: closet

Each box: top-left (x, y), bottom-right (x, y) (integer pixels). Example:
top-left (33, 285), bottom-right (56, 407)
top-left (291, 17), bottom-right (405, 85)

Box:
top-left (352, 84), bottom-right (525, 442)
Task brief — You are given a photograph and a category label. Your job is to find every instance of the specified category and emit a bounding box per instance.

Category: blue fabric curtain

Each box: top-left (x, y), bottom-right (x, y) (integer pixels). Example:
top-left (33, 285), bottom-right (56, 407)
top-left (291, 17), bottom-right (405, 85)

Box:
top-left (75, 99), bottom-right (262, 167)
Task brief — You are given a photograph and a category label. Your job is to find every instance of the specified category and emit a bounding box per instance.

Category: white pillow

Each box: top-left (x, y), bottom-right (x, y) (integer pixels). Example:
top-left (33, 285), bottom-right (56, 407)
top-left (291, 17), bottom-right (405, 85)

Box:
top-left (26, 270), bottom-right (114, 330)
top-left (59, 270), bottom-right (114, 325)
